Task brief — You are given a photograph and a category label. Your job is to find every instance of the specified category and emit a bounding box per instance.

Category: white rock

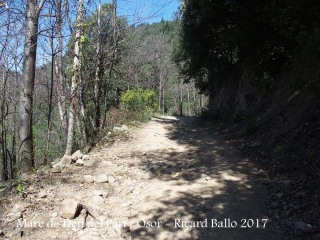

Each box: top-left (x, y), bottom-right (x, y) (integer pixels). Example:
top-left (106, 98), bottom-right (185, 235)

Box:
top-left (76, 159), bottom-right (84, 166)
top-left (51, 212), bottom-right (58, 217)
top-left (113, 125), bottom-right (128, 132)
top-left (85, 158), bottom-right (99, 167)
top-left (59, 198), bottom-right (81, 219)
top-left (94, 174), bottom-right (109, 183)
top-left (172, 172), bottom-right (180, 178)
top-left (51, 163), bottom-right (63, 173)
top-left (60, 155), bottom-right (73, 164)
top-left (108, 175), bottom-right (116, 183)
top-left (7, 211), bottom-right (22, 221)
top-left (82, 155), bottom-right (89, 161)
top-left (11, 204), bottom-right (27, 213)
top-left (72, 150), bottom-right (83, 161)
top-left (92, 196), bottom-right (104, 206)
top-left (83, 175), bottom-right (94, 183)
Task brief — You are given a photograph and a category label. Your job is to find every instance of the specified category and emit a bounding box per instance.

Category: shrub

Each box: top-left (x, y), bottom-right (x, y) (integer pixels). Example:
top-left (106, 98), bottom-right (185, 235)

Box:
top-left (120, 88), bottom-right (157, 112)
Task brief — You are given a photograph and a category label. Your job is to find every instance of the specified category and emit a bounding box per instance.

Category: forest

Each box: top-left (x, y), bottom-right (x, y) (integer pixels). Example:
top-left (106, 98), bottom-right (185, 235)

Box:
top-left (177, 0), bottom-right (320, 184)
top-left (0, 0), bottom-right (205, 179)
top-left (0, 0), bottom-right (320, 239)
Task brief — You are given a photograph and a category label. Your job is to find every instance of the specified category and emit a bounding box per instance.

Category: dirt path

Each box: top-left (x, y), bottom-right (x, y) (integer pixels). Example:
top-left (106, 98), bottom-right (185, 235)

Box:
top-left (1, 116), bottom-right (284, 239)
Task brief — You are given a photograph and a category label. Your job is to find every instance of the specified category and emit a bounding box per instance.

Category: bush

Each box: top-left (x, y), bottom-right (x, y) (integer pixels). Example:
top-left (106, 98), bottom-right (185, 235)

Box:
top-left (121, 88), bottom-right (157, 112)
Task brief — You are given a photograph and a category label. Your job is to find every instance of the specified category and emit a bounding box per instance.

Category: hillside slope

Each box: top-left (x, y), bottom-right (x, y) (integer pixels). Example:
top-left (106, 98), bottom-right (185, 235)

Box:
top-left (208, 65), bottom-right (320, 239)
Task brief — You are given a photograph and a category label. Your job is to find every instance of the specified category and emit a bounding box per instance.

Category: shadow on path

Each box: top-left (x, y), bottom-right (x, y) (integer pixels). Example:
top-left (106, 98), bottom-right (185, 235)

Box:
top-left (131, 116), bottom-right (283, 240)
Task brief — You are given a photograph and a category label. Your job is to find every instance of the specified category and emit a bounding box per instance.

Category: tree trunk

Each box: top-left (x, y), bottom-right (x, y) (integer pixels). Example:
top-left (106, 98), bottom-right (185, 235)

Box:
top-left (199, 94), bottom-right (203, 114)
top-left (18, 0), bottom-right (45, 173)
top-left (102, 1), bottom-right (117, 129)
top-left (45, 35), bottom-right (55, 165)
top-left (162, 85), bottom-right (165, 114)
top-left (65, 0), bottom-right (83, 156)
top-left (54, 0), bottom-right (67, 133)
top-left (187, 85), bottom-right (190, 116)
top-left (179, 79), bottom-right (183, 116)
top-left (78, 69), bottom-right (87, 146)
top-left (10, 123), bottom-right (16, 179)
top-left (158, 69), bottom-right (163, 113)
top-left (94, 0), bottom-right (102, 131)
top-left (1, 71), bottom-right (8, 180)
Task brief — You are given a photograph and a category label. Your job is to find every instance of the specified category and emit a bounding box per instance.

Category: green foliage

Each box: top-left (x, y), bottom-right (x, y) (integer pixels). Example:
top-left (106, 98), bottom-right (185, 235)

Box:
top-left (16, 181), bottom-right (26, 196)
top-left (121, 88), bottom-right (157, 112)
top-left (79, 35), bottom-right (89, 45)
top-left (16, 183), bottom-right (24, 193)
top-left (176, 0), bottom-right (320, 94)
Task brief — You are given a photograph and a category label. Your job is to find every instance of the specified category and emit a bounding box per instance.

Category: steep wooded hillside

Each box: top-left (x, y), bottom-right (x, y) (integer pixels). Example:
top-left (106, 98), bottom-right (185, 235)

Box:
top-left (175, 1), bottom-right (320, 238)
top-left (176, 0), bottom-right (320, 170)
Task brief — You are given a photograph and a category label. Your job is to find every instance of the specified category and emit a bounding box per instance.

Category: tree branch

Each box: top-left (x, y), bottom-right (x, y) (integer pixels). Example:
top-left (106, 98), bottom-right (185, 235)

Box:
top-left (36, 0), bottom-right (47, 17)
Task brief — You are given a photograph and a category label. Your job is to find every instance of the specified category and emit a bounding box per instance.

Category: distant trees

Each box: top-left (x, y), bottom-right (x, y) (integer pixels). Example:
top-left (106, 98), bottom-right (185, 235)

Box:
top-left (120, 20), bottom-right (204, 116)
top-left (0, 1), bottom-right (23, 179)
top-left (0, 0), bottom-right (203, 180)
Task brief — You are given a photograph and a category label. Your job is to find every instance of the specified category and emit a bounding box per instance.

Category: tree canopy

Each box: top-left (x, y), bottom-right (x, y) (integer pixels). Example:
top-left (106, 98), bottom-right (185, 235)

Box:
top-left (177, 0), bottom-right (320, 93)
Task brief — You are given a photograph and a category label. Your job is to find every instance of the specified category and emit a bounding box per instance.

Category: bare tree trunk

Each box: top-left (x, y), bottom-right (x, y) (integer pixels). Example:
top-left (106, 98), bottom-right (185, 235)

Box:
top-left (179, 79), bottom-right (183, 116)
top-left (54, 0), bottom-right (67, 133)
top-left (162, 84), bottom-right (165, 114)
top-left (10, 122), bottom-right (17, 179)
top-left (45, 34), bottom-right (55, 165)
top-left (78, 70), bottom-right (87, 146)
top-left (102, 0), bottom-right (117, 129)
top-left (65, 0), bottom-right (83, 156)
top-left (93, 0), bottom-right (102, 131)
top-left (158, 69), bottom-right (163, 112)
top-left (199, 94), bottom-right (203, 114)
top-left (187, 84), bottom-right (190, 116)
top-left (18, 0), bottom-right (46, 173)
top-left (193, 83), bottom-right (197, 115)
top-left (1, 71), bottom-right (8, 180)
